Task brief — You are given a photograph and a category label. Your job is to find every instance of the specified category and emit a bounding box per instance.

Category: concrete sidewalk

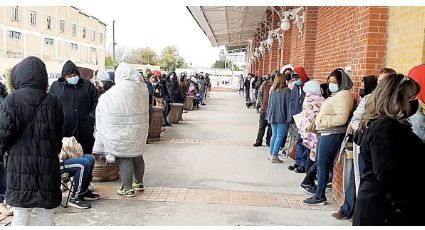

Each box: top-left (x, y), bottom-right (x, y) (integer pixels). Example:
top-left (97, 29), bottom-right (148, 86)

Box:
top-left (25, 91), bottom-right (350, 226)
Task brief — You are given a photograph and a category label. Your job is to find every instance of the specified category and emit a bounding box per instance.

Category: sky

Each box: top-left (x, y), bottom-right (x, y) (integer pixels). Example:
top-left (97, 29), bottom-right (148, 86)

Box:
top-left (74, 3), bottom-right (222, 68)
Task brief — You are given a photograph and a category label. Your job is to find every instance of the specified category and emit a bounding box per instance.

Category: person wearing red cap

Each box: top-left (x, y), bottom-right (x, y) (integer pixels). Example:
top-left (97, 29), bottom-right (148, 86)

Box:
top-left (294, 66), bottom-right (310, 84)
top-left (408, 64), bottom-right (425, 142)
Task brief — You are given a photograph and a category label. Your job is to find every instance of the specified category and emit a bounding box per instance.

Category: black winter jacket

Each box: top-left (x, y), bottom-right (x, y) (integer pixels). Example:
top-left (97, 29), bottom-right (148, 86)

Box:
top-left (167, 80), bottom-right (184, 103)
top-left (353, 117), bottom-right (425, 225)
top-left (50, 60), bottom-right (97, 153)
top-left (0, 56), bottom-right (64, 209)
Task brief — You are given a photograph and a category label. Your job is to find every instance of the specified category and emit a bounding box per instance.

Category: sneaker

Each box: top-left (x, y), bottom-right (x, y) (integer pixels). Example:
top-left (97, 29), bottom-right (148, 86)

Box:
top-left (299, 183), bottom-right (316, 195)
top-left (288, 164), bottom-right (299, 171)
top-left (326, 183), bottom-right (332, 190)
top-left (132, 182), bottom-right (145, 191)
top-left (332, 211), bottom-right (349, 220)
top-left (116, 188), bottom-right (135, 197)
top-left (80, 190), bottom-right (100, 201)
top-left (68, 197), bottom-right (91, 209)
top-left (253, 142), bottom-right (262, 147)
top-left (270, 156), bottom-right (283, 163)
top-left (303, 196), bottom-right (326, 205)
top-left (295, 167), bottom-right (306, 173)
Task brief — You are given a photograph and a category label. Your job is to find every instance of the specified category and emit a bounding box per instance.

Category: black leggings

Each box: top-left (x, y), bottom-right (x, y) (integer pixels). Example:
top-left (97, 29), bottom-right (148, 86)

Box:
top-left (302, 158), bottom-right (316, 186)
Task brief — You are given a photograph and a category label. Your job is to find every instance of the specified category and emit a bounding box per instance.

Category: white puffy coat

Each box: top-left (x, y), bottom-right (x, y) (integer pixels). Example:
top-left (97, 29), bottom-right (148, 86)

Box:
top-left (94, 62), bottom-right (149, 157)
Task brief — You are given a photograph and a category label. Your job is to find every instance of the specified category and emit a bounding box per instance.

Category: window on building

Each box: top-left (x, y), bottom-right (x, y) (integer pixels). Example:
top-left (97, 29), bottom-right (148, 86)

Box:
top-left (92, 30), bottom-right (96, 42)
top-left (30, 11), bottom-right (36, 26)
top-left (82, 28), bottom-right (86, 39)
top-left (100, 33), bottom-right (104, 44)
top-left (72, 24), bottom-right (77, 37)
top-left (70, 43), bottom-right (78, 50)
top-left (9, 31), bottom-right (21, 40)
top-left (60, 20), bottom-right (65, 33)
top-left (91, 47), bottom-right (96, 53)
top-left (47, 16), bottom-right (52, 30)
top-left (45, 38), bottom-right (54, 45)
top-left (11, 6), bottom-right (19, 21)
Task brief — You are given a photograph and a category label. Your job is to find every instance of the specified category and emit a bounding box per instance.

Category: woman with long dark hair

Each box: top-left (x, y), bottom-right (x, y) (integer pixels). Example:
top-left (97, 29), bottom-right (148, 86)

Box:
top-left (266, 73), bottom-right (292, 163)
top-left (353, 74), bottom-right (424, 225)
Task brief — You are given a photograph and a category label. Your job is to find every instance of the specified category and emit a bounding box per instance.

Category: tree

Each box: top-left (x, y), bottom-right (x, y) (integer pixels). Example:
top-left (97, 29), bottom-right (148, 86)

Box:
top-left (125, 47), bottom-right (159, 65)
top-left (159, 46), bottom-right (187, 71)
top-left (212, 59), bottom-right (241, 71)
top-left (105, 56), bottom-right (115, 69)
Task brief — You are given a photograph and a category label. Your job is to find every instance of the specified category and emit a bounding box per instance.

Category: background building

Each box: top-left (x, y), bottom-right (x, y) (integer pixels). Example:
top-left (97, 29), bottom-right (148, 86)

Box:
top-left (0, 6), bottom-right (106, 77)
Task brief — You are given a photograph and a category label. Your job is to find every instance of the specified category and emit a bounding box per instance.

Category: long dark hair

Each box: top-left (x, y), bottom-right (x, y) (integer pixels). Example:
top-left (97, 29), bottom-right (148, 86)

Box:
top-left (271, 73), bottom-right (288, 92)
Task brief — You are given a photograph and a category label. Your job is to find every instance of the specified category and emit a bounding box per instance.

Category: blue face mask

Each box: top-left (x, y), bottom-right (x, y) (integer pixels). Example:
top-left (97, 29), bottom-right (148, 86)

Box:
top-left (329, 83), bottom-right (339, 93)
top-left (295, 79), bottom-right (302, 86)
top-left (67, 76), bottom-right (80, 85)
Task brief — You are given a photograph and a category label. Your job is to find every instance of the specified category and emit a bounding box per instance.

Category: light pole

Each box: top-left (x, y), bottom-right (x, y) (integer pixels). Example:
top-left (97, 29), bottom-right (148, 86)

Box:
top-left (112, 20), bottom-right (116, 63)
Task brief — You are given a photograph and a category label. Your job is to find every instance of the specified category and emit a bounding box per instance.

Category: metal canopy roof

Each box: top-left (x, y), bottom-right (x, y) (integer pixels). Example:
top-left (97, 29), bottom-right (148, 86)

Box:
top-left (187, 6), bottom-right (269, 50)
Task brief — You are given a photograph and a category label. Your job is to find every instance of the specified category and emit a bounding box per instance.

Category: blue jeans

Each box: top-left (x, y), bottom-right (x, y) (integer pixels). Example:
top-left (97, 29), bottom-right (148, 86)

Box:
top-left (270, 123), bottom-right (290, 157)
top-left (60, 154), bottom-right (95, 198)
top-left (339, 160), bottom-right (356, 218)
top-left (295, 132), bottom-right (310, 168)
top-left (358, 152), bottom-right (366, 176)
top-left (315, 133), bottom-right (345, 199)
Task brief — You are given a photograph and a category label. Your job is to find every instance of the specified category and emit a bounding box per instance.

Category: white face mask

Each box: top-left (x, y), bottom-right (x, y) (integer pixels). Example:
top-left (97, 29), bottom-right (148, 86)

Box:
top-left (67, 76), bottom-right (80, 85)
top-left (329, 83), bottom-right (339, 93)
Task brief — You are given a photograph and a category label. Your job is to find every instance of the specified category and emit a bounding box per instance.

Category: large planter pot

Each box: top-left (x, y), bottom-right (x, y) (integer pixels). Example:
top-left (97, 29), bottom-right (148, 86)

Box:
top-left (148, 106), bottom-right (164, 141)
top-left (92, 155), bottom-right (119, 182)
top-left (167, 103), bottom-right (184, 124)
top-left (183, 96), bottom-right (194, 111)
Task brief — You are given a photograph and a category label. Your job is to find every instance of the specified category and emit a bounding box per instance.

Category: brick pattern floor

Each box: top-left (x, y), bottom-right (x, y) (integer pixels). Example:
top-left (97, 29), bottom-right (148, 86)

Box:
top-left (92, 184), bottom-right (338, 212)
top-left (0, 214), bottom-right (13, 226)
top-left (158, 137), bottom-right (254, 147)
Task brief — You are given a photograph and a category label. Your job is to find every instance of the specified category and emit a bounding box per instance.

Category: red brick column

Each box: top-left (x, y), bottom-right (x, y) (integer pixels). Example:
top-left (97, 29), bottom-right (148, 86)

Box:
top-left (269, 8), bottom-right (280, 72)
top-left (303, 7), bottom-right (319, 77)
top-left (280, 25), bottom-right (292, 67)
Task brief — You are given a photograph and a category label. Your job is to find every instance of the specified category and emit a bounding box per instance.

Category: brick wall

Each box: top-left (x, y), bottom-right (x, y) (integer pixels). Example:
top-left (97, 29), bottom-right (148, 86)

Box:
top-left (273, 6), bottom-right (388, 206)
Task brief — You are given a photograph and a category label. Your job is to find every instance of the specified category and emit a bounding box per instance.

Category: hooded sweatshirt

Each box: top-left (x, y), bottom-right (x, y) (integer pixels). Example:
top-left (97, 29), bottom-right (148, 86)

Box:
top-left (50, 60), bottom-right (98, 153)
top-left (299, 80), bottom-right (324, 160)
top-left (315, 68), bottom-right (353, 134)
top-left (94, 62), bottom-right (149, 157)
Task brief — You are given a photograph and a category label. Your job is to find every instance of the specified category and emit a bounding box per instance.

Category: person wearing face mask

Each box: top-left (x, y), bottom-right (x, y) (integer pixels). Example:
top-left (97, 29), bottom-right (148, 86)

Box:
top-left (332, 75), bottom-right (378, 220)
top-left (150, 75), bottom-right (165, 107)
top-left (352, 74), bottom-right (424, 225)
top-left (344, 68), bottom-right (396, 198)
top-left (288, 70), bottom-right (310, 173)
top-left (50, 60), bottom-right (98, 155)
top-left (303, 68), bottom-right (353, 205)
top-left (408, 64), bottom-right (425, 142)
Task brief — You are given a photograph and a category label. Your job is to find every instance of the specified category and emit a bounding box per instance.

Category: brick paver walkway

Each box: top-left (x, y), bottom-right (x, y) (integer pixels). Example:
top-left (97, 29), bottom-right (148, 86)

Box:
top-left (92, 185), bottom-right (338, 211)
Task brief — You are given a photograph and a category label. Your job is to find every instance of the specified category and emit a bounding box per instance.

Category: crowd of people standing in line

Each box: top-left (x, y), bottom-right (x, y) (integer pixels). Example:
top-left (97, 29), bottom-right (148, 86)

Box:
top-left (147, 70), bottom-right (211, 128)
top-left (244, 63), bottom-right (425, 225)
top-left (0, 55), bottom-right (212, 225)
